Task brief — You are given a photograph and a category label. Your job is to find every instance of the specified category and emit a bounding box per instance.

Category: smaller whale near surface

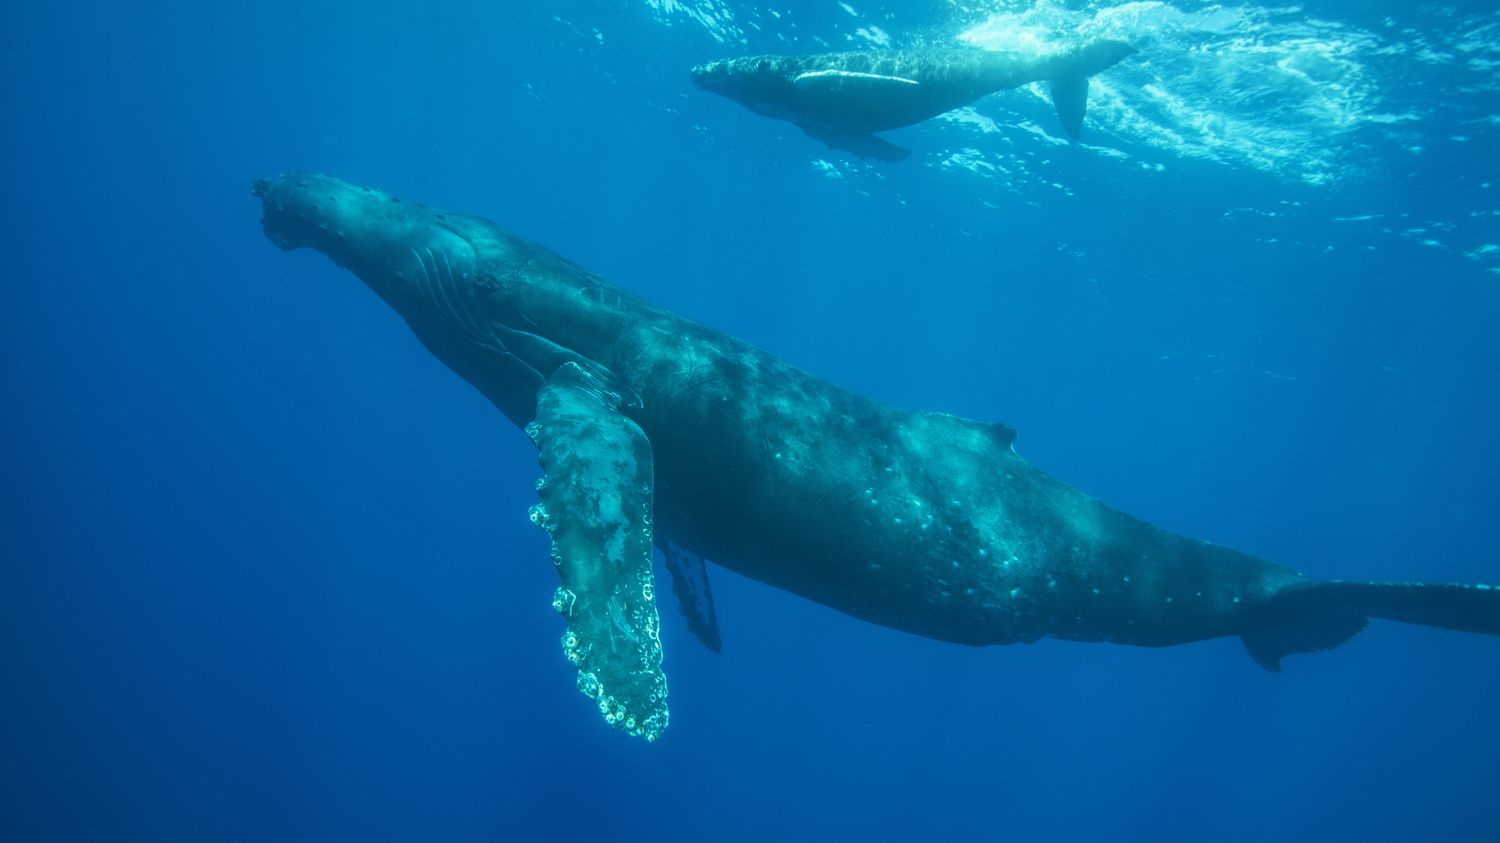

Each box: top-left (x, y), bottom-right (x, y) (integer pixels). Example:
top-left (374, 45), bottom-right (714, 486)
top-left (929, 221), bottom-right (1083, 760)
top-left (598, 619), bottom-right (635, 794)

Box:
top-left (254, 173), bottom-right (1500, 742)
top-left (690, 41), bottom-right (1137, 160)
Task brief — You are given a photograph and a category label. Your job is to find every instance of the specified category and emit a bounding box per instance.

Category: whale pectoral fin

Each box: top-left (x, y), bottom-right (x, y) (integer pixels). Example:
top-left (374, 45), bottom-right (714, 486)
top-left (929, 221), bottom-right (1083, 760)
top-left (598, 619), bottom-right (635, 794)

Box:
top-left (792, 69), bottom-right (921, 90)
top-left (527, 362), bottom-right (668, 741)
top-left (798, 125), bottom-right (911, 162)
top-left (658, 539), bottom-right (722, 652)
top-left (1049, 74), bottom-right (1088, 140)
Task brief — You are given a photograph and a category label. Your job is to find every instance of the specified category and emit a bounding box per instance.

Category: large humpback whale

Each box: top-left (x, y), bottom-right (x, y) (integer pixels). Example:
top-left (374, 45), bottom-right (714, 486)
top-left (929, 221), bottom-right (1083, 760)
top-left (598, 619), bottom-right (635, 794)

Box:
top-left (690, 41), bottom-right (1138, 160)
top-left (254, 173), bottom-right (1499, 741)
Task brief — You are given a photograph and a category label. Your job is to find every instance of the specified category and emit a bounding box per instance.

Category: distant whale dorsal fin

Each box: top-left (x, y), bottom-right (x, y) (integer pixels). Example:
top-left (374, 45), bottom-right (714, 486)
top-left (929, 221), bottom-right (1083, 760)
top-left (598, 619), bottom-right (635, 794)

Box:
top-left (792, 69), bottom-right (921, 89)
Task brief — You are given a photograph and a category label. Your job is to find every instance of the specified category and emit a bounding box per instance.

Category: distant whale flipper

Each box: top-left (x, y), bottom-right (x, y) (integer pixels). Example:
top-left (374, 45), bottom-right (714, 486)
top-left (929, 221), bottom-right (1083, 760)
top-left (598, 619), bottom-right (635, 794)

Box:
top-left (799, 124), bottom-right (912, 161)
top-left (792, 69), bottom-right (921, 89)
top-left (792, 70), bottom-right (922, 156)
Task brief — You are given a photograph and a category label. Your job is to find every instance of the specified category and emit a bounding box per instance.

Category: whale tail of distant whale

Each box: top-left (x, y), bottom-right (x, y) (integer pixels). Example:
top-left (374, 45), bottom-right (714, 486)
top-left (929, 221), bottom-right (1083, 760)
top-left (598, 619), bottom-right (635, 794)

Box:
top-left (1048, 40), bottom-right (1137, 140)
top-left (1243, 581), bottom-right (1500, 670)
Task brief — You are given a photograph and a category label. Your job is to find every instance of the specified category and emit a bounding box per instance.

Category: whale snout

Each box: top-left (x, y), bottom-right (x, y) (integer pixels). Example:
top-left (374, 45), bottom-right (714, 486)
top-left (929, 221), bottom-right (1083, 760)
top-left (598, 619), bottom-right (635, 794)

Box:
top-left (254, 174), bottom-right (317, 251)
top-left (689, 60), bottom-right (736, 93)
top-left (253, 172), bottom-right (399, 260)
top-left (252, 173), bottom-right (490, 329)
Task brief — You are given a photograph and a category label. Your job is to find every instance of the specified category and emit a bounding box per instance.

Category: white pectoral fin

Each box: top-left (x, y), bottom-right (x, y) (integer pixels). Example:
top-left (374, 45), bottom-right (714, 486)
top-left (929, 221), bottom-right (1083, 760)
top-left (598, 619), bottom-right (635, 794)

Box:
top-left (792, 69), bottom-right (921, 91)
top-left (526, 361), bottom-right (668, 741)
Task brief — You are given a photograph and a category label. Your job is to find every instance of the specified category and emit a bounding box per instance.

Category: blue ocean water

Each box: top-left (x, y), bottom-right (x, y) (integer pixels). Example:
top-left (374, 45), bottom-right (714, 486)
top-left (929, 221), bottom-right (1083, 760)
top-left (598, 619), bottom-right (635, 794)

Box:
top-left (3, 0), bottom-right (1499, 840)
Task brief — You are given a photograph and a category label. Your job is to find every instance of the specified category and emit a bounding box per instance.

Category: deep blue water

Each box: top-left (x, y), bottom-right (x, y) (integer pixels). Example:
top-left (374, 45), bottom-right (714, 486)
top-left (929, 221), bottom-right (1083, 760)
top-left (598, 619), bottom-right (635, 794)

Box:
top-left (4, 1), bottom-right (1499, 840)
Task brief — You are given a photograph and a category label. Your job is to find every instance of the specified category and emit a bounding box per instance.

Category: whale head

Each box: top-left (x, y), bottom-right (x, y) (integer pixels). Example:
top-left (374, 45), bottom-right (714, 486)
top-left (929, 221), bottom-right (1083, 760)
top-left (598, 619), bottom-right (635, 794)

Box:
top-left (688, 58), bottom-right (736, 95)
top-left (691, 56), bottom-right (804, 121)
top-left (253, 172), bottom-right (495, 304)
top-left (252, 173), bottom-right (552, 425)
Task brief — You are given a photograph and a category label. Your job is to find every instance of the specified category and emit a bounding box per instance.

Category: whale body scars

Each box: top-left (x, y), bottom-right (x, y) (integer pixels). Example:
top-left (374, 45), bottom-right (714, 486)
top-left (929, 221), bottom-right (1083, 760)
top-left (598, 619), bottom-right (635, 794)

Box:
top-left (690, 41), bottom-right (1139, 160)
top-left (254, 174), bottom-right (1500, 740)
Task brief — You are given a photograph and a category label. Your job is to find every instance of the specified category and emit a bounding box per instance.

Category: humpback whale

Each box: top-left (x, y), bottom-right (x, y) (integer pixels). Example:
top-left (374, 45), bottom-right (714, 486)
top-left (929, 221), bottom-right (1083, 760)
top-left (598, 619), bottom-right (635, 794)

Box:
top-left (253, 173), bottom-right (1500, 741)
top-left (690, 41), bottom-right (1138, 160)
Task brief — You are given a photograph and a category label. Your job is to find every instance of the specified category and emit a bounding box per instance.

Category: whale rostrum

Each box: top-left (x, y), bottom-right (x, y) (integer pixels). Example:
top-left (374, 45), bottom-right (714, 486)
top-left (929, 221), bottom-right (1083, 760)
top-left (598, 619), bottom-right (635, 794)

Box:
top-left (254, 173), bottom-right (1500, 741)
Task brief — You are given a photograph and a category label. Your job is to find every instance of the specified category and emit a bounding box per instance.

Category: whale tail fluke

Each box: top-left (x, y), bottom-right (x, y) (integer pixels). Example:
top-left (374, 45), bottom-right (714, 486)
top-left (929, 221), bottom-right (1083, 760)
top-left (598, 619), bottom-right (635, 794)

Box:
top-left (1318, 581), bottom-right (1500, 635)
top-left (1244, 581), bottom-right (1500, 670)
top-left (1049, 75), bottom-right (1090, 140)
top-left (1048, 40), bottom-right (1137, 140)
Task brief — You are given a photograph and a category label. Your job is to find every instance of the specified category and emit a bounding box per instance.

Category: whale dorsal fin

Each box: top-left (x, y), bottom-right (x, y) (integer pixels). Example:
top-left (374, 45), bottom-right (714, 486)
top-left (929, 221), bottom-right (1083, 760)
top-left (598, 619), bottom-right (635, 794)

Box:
top-left (658, 539), bottom-right (722, 652)
top-left (986, 421), bottom-right (1018, 449)
top-left (966, 419), bottom-right (1017, 450)
top-left (792, 69), bottom-right (921, 89)
top-left (914, 412), bottom-right (1018, 453)
top-left (527, 361), bottom-right (668, 741)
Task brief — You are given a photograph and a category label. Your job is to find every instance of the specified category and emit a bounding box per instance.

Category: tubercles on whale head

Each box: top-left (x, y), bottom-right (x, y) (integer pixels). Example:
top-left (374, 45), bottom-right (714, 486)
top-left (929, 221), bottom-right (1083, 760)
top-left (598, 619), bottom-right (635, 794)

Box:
top-left (252, 172), bottom-right (388, 263)
top-left (252, 173), bottom-right (486, 315)
top-left (689, 59), bottom-right (730, 92)
top-left (690, 56), bottom-right (781, 96)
